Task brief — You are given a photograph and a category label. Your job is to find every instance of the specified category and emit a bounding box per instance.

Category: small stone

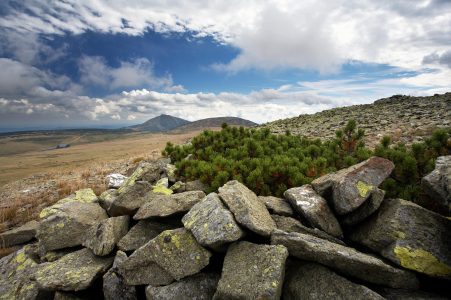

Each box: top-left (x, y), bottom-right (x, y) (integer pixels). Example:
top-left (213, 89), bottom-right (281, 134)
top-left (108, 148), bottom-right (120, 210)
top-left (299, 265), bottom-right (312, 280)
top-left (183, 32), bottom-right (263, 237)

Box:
top-left (258, 196), bottom-right (294, 216)
top-left (170, 181), bottom-right (186, 193)
top-left (103, 251), bottom-right (136, 300)
top-left (84, 216), bottom-right (129, 256)
top-left (341, 188), bottom-right (385, 226)
top-left (106, 173), bottom-right (128, 189)
top-left (0, 220), bottom-right (39, 247)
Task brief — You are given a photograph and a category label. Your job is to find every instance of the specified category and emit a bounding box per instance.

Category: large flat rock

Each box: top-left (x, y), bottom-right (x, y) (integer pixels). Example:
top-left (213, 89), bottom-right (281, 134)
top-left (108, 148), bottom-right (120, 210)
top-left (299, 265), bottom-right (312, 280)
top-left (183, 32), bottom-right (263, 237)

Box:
top-left (117, 220), bottom-right (177, 251)
top-left (218, 180), bottom-right (276, 236)
top-left (271, 230), bottom-right (419, 289)
top-left (84, 216), bottom-right (129, 256)
top-left (0, 220), bottom-right (39, 247)
top-left (213, 241), bottom-right (288, 300)
top-left (284, 184), bottom-right (343, 238)
top-left (341, 188), bottom-right (385, 226)
top-left (182, 192), bottom-right (244, 248)
top-left (350, 198), bottom-right (451, 279)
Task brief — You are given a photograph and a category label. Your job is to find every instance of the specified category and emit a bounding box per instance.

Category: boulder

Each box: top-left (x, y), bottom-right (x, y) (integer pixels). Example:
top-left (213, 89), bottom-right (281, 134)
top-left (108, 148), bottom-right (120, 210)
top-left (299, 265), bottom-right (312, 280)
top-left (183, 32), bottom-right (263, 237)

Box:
top-left (37, 201), bottom-right (108, 252)
top-left (170, 181), bottom-right (186, 193)
top-left (117, 220), bottom-right (177, 251)
top-left (0, 220), bottom-right (39, 247)
top-left (98, 189), bottom-right (118, 211)
top-left (271, 230), bottom-right (419, 289)
top-left (421, 156), bottom-right (450, 214)
top-left (331, 156), bottom-right (394, 215)
top-left (258, 196), bottom-right (294, 216)
top-left (145, 273), bottom-right (219, 300)
top-left (271, 215), bottom-right (344, 245)
top-left (108, 181), bottom-right (152, 216)
top-left (119, 160), bottom-right (165, 193)
top-left (164, 164), bottom-right (178, 183)
top-left (283, 261), bottom-right (384, 300)
top-left (134, 191), bottom-right (206, 220)
top-left (103, 251), bottom-right (136, 300)
top-left (213, 241), bottom-right (288, 300)
top-left (349, 198), bottom-right (451, 279)
top-left (145, 228), bottom-right (212, 280)
top-left (83, 216), bottom-right (129, 256)
top-left (106, 173), bottom-right (128, 189)
top-left (218, 180), bottom-right (276, 237)
top-left (284, 185), bottom-right (343, 238)
top-left (35, 248), bottom-right (114, 291)
top-left (39, 188), bottom-right (98, 219)
top-left (185, 180), bottom-right (208, 192)
top-left (182, 193), bottom-right (244, 248)
top-left (341, 188), bottom-right (385, 226)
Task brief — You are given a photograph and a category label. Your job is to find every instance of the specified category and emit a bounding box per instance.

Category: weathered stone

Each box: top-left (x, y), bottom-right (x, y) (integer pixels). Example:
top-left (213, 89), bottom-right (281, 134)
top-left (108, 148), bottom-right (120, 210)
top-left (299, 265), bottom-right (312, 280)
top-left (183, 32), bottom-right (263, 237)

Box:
top-left (98, 189), bottom-right (118, 211)
top-left (170, 181), bottom-right (186, 193)
top-left (332, 156), bottom-right (394, 215)
top-left (349, 198), bottom-right (451, 279)
top-left (117, 220), bottom-right (177, 251)
top-left (37, 201), bottom-right (108, 252)
top-left (35, 248), bottom-right (113, 291)
top-left (185, 180), bottom-right (208, 192)
top-left (152, 177), bottom-right (173, 195)
top-left (421, 156), bottom-right (451, 214)
top-left (0, 220), bottom-right (38, 247)
top-left (271, 215), bottom-right (344, 245)
top-left (271, 230), bottom-right (419, 289)
top-left (284, 185), bottom-right (343, 238)
top-left (41, 248), bottom-right (77, 263)
top-left (39, 188), bottom-right (98, 219)
top-left (164, 164), bottom-right (178, 183)
top-left (145, 273), bottom-right (219, 300)
top-left (134, 191), bottom-right (205, 220)
top-left (218, 180), bottom-right (276, 236)
top-left (108, 181), bottom-right (152, 216)
top-left (213, 241), bottom-right (288, 300)
top-left (83, 216), bottom-right (129, 256)
top-left (103, 251), bottom-right (136, 300)
top-left (342, 188), bottom-right (385, 226)
top-left (311, 168), bottom-right (349, 197)
top-left (119, 160), bottom-right (165, 192)
top-left (258, 196), bottom-right (294, 216)
top-left (283, 261), bottom-right (384, 300)
top-left (182, 193), bottom-right (244, 248)
top-left (146, 228), bottom-right (212, 280)
top-left (107, 173), bottom-right (128, 189)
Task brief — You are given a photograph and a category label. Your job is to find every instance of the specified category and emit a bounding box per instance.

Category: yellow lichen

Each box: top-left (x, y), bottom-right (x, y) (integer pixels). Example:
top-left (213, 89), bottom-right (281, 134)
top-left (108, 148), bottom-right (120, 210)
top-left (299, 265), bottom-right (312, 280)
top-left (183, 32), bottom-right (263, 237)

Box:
top-left (118, 166), bottom-right (145, 193)
top-left (74, 188), bottom-right (97, 202)
top-left (393, 231), bottom-right (406, 239)
top-left (394, 246), bottom-right (451, 277)
top-left (153, 185), bottom-right (173, 195)
top-left (356, 181), bottom-right (373, 198)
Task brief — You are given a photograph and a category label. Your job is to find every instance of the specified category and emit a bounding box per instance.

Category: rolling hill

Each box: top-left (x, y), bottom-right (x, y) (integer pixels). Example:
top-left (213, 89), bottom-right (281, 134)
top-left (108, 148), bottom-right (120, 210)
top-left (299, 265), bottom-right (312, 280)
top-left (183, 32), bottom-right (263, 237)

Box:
top-left (170, 117), bottom-right (257, 132)
top-left (128, 114), bottom-right (190, 132)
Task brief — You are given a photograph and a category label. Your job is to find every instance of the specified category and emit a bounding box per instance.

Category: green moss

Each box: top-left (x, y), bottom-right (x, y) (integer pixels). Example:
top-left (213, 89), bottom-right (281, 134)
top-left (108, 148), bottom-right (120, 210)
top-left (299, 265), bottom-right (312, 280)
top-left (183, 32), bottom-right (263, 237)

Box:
top-left (356, 181), bottom-right (373, 198)
top-left (394, 246), bottom-right (451, 277)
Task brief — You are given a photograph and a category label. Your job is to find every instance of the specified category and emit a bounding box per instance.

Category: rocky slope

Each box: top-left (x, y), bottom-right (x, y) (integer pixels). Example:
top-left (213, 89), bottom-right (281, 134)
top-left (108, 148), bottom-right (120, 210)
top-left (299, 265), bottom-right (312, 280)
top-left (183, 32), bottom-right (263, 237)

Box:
top-left (170, 117), bottom-right (257, 132)
top-left (264, 93), bottom-right (450, 147)
top-left (1, 155), bottom-right (450, 299)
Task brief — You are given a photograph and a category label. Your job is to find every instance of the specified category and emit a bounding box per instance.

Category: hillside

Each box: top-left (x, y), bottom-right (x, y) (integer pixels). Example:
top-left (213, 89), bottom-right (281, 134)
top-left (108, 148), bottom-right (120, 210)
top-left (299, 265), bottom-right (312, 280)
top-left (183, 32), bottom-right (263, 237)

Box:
top-left (171, 117), bottom-right (257, 132)
top-left (128, 114), bottom-right (190, 132)
top-left (264, 93), bottom-right (450, 147)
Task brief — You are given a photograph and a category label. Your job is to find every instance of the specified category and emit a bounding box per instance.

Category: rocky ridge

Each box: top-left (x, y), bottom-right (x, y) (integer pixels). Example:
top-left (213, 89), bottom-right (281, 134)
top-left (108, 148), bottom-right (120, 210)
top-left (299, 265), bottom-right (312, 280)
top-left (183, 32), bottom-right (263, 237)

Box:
top-left (0, 156), bottom-right (450, 299)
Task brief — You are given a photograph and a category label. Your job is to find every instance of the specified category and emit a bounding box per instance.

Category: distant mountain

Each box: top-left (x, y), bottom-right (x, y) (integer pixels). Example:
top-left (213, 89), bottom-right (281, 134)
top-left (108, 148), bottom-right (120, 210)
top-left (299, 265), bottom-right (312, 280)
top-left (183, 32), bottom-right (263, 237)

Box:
top-left (171, 117), bottom-right (257, 132)
top-left (128, 114), bottom-right (190, 132)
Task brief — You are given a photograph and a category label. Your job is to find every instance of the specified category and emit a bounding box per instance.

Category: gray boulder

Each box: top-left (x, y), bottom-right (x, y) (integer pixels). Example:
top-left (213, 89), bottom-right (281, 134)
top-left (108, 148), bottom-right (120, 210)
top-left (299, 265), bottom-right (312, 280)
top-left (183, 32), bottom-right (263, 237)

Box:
top-left (103, 251), bottom-right (136, 300)
top-left (108, 181), bottom-right (152, 216)
top-left (37, 201), bottom-right (108, 252)
top-left (213, 241), bottom-right (288, 300)
top-left (182, 193), bottom-right (244, 248)
top-left (83, 216), bottom-right (129, 256)
top-left (218, 180), bottom-right (276, 237)
top-left (349, 198), bottom-right (451, 279)
top-left (34, 248), bottom-right (114, 291)
top-left (0, 220), bottom-right (38, 247)
top-left (284, 185), bottom-right (343, 238)
top-left (421, 155), bottom-right (450, 214)
top-left (258, 196), bottom-right (294, 216)
top-left (39, 188), bottom-right (98, 219)
top-left (145, 273), bottom-right (219, 300)
top-left (283, 261), bottom-right (384, 300)
top-left (117, 220), bottom-right (177, 251)
top-left (134, 191), bottom-right (205, 220)
top-left (98, 189), bottom-right (118, 211)
top-left (120, 160), bottom-right (165, 192)
top-left (342, 188), bottom-right (385, 226)
top-left (271, 230), bottom-right (419, 289)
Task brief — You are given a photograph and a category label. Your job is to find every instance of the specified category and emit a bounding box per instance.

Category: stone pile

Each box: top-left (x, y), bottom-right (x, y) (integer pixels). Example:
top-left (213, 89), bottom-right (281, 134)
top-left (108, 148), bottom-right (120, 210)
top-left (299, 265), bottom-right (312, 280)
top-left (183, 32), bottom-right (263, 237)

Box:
top-left (1, 156), bottom-right (450, 299)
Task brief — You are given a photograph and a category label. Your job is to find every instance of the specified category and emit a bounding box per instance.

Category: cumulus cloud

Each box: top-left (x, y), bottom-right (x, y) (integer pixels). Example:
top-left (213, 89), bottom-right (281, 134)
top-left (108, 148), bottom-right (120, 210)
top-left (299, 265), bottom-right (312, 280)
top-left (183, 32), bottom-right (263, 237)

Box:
top-left (423, 50), bottom-right (451, 68)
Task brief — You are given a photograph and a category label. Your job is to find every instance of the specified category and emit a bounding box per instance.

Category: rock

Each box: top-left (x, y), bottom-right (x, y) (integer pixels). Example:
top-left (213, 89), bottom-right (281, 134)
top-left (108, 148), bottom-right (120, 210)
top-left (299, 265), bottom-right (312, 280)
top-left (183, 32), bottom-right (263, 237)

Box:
top-left (349, 198), bottom-right (451, 279)
top-left (35, 248), bottom-right (113, 291)
top-left (108, 181), bottom-right (152, 216)
top-left (145, 228), bottom-right (212, 280)
top-left (375, 287), bottom-right (448, 299)
top-left (342, 188), bottom-right (385, 226)
top-left (271, 215), bottom-right (344, 245)
top-left (145, 273), bottom-right (219, 300)
top-left (311, 168), bottom-right (348, 197)
top-left (134, 191), bottom-right (206, 220)
top-left (182, 193), bottom-right (244, 248)
top-left (98, 189), bottom-right (118, 211)
top-left (119, 160), bottom-right (165, 192)
top-left (258, 196), bottom-right (293, 216)
top-left (164, 164), bottom-right (178, 183)
top-left (283, 261), bottom-right (384, 300)
top-left (218, 180), bottom-right (276, 236)
top-left (421, 156), bottom-right (450, 214)
top-left (170, 181), bottom-right (186, 193)
top-left (41, 248), bottom-right (76, 262)
top-left (0, 220), bottom-right (39, 247)
top-left (271, 230), bottom-right (419, 289)
top-left (152, 177), bottom-right (173, 195)
top-left (37, 201), bottom-right (108, 252)
top-left (83, 216), bottom-right (129, 256)
top-left (284, 185), bottom-right (343, 238)
top-left (103, 251), bottom-right (136, 300)
top-left (39, 188), bottom-right (98, 219)
top-left (117, 220), bottom-right (177, 251)
top-left (185, 180), bottom-right (208, 192)
top-left (213, 241), bottom-right (288, 300)
top-left (106, 173), bottom-right (128, 189)
top-left (331, 157), bottom-right (394, 215)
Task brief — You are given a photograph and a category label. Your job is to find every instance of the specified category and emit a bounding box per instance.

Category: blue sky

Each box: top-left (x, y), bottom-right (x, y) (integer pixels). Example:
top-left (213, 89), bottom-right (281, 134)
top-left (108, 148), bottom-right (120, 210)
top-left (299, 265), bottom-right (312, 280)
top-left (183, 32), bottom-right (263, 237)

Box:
top-left (0, 1), bottom-right (450, 130)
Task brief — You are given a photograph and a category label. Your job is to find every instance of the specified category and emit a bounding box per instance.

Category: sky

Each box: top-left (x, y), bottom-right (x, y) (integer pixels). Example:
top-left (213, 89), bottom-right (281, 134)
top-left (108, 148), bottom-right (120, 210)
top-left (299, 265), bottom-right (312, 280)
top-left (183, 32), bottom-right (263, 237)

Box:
top-left (0, 0), bottom-right (450, 130)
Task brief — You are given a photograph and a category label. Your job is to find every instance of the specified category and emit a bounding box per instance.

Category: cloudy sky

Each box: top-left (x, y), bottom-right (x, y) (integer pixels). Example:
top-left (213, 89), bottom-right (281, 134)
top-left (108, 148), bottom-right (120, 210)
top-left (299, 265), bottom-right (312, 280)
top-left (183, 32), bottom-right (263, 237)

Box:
top-left (0, 0), bottom-right (450, 130)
